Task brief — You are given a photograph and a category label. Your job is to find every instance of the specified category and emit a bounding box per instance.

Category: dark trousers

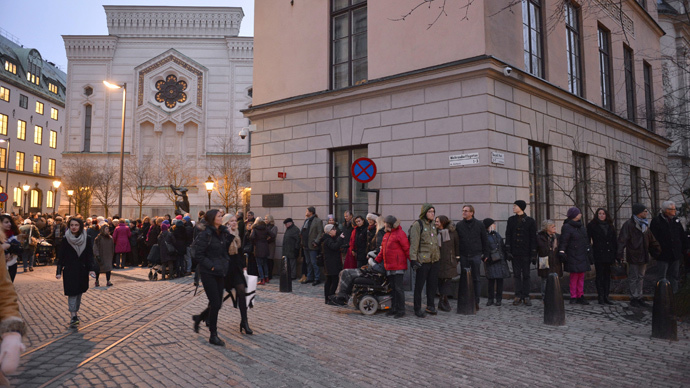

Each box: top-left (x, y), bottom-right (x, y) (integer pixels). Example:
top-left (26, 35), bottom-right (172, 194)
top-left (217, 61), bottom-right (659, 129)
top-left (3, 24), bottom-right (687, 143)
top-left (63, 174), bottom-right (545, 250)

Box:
top-left (414, 261), bottom-right (440, 311)
top-left (199, 272), bottom-right (225, 335)
top-left (198, 276), bottom-right (249, 325)
top-left (512, 256), bottom-right (531, 299)
top-left (487, 278), bottom-right (504, 301)
top-left (95, 270), bottom-right (111, 282)
top-left (390, 274), bottom-right (405, 313)
top-left (324, 275), bottom-right (338, 302)
top-left (8, 263), bottom-right (17, 282)
top-left (594, 262), bottom-right (611, 299)
top-left (461, 255), bottom-right (482, 303)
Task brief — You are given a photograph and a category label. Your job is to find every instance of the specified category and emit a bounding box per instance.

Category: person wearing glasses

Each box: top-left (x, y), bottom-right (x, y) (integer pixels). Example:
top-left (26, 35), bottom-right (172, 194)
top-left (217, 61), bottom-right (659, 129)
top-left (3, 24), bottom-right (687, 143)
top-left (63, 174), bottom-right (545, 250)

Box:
top-left (650, 201), bottom-right (688, 293)
top-left (455, 205), bottom-right (490, 310)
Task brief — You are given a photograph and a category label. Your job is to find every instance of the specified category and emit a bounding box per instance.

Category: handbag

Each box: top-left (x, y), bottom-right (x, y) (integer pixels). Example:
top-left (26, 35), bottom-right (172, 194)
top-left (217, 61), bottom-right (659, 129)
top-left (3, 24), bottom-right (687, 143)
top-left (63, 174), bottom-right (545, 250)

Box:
top-left (538, 256), bottom-right (550, 269)
top-left (244, 270), bottom-right (257, 308)
top-left (610, 262), bottom-right (628, 280)
top-left (489, 250), bottom-right (502, 263)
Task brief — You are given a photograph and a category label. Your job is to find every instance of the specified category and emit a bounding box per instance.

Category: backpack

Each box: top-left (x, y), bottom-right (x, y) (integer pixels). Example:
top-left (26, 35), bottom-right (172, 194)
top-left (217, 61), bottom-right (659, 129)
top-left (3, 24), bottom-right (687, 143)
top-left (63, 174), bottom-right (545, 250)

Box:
top-left (407, 219), bottom-right (423, 244)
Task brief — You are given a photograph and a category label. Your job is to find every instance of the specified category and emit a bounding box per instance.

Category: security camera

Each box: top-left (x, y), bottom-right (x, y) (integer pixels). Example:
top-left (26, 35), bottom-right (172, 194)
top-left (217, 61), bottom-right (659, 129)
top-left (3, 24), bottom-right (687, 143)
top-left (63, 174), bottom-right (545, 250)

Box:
top-left (503, 67), bottom-right (512, 77)
top-left (239, 127), bottom-right (249, 139)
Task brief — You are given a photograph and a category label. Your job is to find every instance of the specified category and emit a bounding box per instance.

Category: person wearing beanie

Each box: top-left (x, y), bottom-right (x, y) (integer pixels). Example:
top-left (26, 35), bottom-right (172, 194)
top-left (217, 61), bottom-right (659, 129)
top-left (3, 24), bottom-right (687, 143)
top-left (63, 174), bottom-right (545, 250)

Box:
top-left (409, 203), bottom-right (441, 317)
top-left (559, 207), bottom-right (590, 305)
top-left (322, 223), bottom-right (345, 303)
top-left (282, 218), bottom-right (300, 279)
top-left (505, 200), bottom-right (538, 306)
top-left (482, 218), bottom-right (510, 306)
top-left (456, 205), bottom-right (490, 310)
top-left (617, 204), bottom-right (661, 307)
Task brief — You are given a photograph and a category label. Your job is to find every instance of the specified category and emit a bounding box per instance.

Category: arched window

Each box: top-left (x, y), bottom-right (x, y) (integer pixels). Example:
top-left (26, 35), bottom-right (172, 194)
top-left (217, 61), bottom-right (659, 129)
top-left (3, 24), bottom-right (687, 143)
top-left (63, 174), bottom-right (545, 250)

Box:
top-left (30, 189), bottom-right (40, 208)
top-left (46, 190), bottom-right (54, 208)
top-left (13, 187), bottom-right (21, 207)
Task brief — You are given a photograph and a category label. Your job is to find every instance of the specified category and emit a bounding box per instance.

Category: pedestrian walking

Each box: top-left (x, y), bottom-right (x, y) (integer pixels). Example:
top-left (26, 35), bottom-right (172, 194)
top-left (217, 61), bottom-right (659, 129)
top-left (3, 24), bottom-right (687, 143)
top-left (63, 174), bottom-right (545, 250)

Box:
top-left (409, 203), bottom-right (440, 317)
top-left (559, 207), bottom-right (591, 305)
top-left (18, 219), bottom-right (39, 273)
top-left (618, 204), bottom-right (661, 307)
top-left (56, 217), bottom-right (97, 328)
top-left (436, 215), bottom-right (460, 312)
top-left (649, 200), bottom-right (688, 293)
top-left (455, 205), bottom-right (490, 310)
top-left (300, 207), bottom-right (323, 285)
top-left (0, 215), bottom-right (21, 282)
top-left (93, 224), bottom-right (114, 287)
top-left (374, 215), bottom-right (410, 318)
top-left (112, 220), bottom-right (131, 269)
top-left (505, 200), bottom-right (538, 306)
top-left (483, 218), bottom-right (511, 306)
top-left (322, 224), bottom-right (345, 303)
top-left (282, 218), bottom-right (300, 280)
top-left (587, 208), bottom-right (617, 304)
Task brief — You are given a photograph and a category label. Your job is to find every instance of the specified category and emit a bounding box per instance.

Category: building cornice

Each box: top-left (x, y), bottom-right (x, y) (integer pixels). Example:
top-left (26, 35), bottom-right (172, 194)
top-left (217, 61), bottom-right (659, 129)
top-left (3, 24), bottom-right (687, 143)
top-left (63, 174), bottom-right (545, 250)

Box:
top-left (226, 38), bottom-right (253, 60)
top-left (63, 36), bottom-right (118, 60)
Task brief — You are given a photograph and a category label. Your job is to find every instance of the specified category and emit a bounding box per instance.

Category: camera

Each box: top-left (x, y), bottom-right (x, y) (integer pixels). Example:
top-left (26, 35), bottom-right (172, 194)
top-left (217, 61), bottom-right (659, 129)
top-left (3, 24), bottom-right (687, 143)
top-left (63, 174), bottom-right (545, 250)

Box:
top-left (503, 67), bottom-right (512, 77)
top-left (239, 127), bottom-right (249, 139)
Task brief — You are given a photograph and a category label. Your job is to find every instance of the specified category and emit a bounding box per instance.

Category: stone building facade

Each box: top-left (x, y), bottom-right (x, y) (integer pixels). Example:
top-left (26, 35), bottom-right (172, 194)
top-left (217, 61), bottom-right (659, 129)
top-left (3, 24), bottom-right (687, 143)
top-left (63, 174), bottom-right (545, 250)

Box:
top-left (244, 0), bottom-right (670, 247)
top-left (63, 5), bottom-right (252, 218)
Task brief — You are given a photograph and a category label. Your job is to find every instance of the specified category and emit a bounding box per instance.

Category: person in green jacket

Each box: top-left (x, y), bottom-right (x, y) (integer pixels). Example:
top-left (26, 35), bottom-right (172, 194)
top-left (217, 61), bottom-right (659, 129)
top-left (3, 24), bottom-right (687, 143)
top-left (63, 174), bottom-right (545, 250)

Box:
top-left (409, 203), bottom-right (441, 317)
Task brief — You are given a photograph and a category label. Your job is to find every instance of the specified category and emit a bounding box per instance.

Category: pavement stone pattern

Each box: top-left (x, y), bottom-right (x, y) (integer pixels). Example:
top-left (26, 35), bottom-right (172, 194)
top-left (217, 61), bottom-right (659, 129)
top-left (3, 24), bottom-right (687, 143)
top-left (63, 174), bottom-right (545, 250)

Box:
top-left (6, 266), bottom-right (690, 387)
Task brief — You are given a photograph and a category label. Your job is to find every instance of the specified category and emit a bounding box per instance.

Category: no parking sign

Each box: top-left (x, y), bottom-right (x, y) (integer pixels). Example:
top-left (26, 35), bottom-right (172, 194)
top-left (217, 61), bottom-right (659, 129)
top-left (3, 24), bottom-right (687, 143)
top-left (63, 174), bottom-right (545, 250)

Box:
top-left (351, 158), bottom-right (377, 183)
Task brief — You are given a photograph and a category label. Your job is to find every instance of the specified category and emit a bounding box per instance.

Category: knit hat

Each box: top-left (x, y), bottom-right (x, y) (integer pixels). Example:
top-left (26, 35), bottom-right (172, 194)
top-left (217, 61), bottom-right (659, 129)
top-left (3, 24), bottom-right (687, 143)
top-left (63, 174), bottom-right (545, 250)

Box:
top-left (23, 219), bottom-right (31, 225)
top-left (514, 200), bottom-right (527, 211)
top-left (324, 224), bottom-right (335, 233)
top-left (566, 207), bottom-right (581, 219)
top-left (161, 223), bottom-right (170, 231)
top-left (307, 206), bottom-right (316, 215)
top-left (632, 203), bottom-right (647, 216)
top-left (283, 218), bottom-right (294, 225)
top-left (183, 216), bottom-right (191, 222)
top-left (483, 218), bottom-right (495, 229)
top-left (366, 213), bottom-right (378, 221)
top-left (162, 220), bottom-right (170, 225)
top-left (175, 220), bottom-right (184, 228)
top-left (327, 214), bottom-right (335, 221)
top-left (175, 215), bottom-right (183, 220)
top-left (384, 215), bottom-right (397, 226)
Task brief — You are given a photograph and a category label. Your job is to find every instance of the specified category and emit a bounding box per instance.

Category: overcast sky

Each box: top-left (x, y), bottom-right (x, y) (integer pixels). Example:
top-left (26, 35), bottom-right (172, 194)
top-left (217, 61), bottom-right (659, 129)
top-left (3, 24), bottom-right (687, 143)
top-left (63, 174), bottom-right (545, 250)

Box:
top-left (0, 0), bottom-right (255, 72)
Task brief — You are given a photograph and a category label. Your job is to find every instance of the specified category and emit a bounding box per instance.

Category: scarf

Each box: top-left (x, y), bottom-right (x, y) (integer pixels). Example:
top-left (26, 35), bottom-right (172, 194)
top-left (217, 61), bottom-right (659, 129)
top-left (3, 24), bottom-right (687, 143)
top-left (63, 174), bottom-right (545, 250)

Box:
top-left (65, 230), bottom-right (87, 256)
top-left (633, 215), bottom-right (649, 233)
top-left (228, 227), bottom-right (241, 255)
top-left (437, 229), bottom-right (450, 247)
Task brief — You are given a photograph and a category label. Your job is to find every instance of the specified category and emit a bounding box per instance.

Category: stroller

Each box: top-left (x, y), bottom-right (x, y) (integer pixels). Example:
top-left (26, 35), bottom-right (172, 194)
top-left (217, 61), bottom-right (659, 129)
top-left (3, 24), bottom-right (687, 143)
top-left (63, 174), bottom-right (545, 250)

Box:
top-left (35, 239), bottom-right (54, 266)
top-left (351, 270), bottom-right (393, 315)
top-left (147, 244), bottom-right (161, 281)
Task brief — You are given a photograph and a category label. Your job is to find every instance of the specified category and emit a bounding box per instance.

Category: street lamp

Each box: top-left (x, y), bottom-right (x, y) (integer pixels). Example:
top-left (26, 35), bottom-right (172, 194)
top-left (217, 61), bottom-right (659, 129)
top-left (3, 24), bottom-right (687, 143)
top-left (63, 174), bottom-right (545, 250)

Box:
top-left (66, 189), bottom-right (74, 216)
top-left (0, 138), bottom-right (10, 198)
top-left (103, 80), bottom-right (127, 217)
top-left (22, 181), bottom-right (30, 216)
top-left (52, 180), bottom-right (61, 216)
top-left (205, 176), bottom-right (214, 209)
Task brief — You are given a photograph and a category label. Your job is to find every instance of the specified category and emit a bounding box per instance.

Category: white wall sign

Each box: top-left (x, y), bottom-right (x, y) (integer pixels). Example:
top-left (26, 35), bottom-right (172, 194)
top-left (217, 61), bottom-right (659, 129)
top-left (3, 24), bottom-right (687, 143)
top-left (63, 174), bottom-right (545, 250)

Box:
top-left (491, 151), bottom-right (505, 164)
top-left (449, 153), bottom-right (479, 166)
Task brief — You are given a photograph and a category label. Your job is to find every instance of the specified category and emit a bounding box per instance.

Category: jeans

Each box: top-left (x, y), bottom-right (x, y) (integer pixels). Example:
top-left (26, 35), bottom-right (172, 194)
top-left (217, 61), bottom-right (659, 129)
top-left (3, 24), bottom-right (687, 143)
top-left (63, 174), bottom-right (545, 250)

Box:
top-left (656, 260), bottom-right (681, 293)
top-left (594, 262), bottom-right (612, 299)
top-left (256, 256), bottom-right (268, 279)
top-left (487, 278), bottom-right (504, 301)
top-left (512, 256), bottom-right (531, 299)
top-left (335, 268), bottom-right (362, 299)
top-left (306, 249), bottom-right (320, 281)
top-left (461, 255), bottom-right (482, 304)
top-left (22, 247), bottom-right (36, 269)
top-left (185, 248), bottom-right (192, 273)
top-left (199, 271), bottom-right (225, 335)
top-left (68, 294), bottom-right (82, 314)
top-left (324, 275), bottom-right (338, 302)
top-left (628, 263), bottom-right (647, 299)
top-left (414, 261), bottom-right (440, 311)
top-left (390, 274), bottom-right (405, 313)
top-left (569, 272), bottom-right (585, 298)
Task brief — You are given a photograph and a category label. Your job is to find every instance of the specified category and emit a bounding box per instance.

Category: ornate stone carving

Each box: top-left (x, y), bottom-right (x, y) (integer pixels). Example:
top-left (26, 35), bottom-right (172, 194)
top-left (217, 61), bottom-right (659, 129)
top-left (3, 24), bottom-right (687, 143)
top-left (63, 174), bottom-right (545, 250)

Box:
top-left (63, 36), bottom-right (118, 59)
top-left (137, 54), bottom-right (203, 108)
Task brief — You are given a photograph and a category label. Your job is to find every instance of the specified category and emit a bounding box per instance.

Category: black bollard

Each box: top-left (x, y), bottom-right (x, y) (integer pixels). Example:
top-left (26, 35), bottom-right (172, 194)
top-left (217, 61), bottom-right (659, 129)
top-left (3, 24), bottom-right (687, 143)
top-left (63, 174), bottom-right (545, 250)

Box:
top-left (456, 267), bottom-right (476, 315)
top-left (544, 273), bottom-right (565, 326)
top-left (280, 256), bottom-right (292, 293)
top-left (652, 278), bottom-right (677, 341)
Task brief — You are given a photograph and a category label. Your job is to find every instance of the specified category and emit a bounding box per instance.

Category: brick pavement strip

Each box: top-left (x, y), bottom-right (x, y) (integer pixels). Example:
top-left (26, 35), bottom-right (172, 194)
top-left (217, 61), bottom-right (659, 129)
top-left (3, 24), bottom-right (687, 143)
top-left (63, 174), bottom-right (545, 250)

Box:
top-left (6, 266), bottom-right (690, 387)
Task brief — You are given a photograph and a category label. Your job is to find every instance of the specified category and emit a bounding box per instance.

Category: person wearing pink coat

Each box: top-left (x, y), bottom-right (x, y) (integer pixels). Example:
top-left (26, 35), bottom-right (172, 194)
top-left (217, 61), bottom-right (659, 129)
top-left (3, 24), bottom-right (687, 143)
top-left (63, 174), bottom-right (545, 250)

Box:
top-left (112, 222), bottom-right (131, 269)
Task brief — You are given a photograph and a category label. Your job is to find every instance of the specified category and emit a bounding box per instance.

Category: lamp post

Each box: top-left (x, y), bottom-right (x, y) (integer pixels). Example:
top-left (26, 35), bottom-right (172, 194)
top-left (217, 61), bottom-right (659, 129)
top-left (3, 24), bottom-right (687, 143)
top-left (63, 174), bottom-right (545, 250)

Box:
top-left (103, 80), bottom-right (127, 217)
top-left (22, 181), bottom-right (30, 216)
top-left (205, 176), bottom-right (214, 210)
top-left (0, 138), bottom-right (10, 198)
top-left (66, 189), bottom-right (74, 216)
top-left (52, 180), bottom-right (61, 216)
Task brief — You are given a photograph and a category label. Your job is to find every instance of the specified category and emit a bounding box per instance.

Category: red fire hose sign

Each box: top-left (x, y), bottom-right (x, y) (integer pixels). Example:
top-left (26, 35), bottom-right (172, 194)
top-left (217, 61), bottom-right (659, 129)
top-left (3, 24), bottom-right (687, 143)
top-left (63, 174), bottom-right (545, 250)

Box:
top-left (351, 158), bottom-right (377, 183)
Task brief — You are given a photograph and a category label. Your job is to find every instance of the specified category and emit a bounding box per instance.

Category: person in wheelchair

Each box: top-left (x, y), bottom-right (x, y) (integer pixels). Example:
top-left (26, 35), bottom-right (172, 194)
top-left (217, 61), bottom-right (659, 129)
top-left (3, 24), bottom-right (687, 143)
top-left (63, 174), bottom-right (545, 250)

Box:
top-left (328, 253), bottom-right (386, 306)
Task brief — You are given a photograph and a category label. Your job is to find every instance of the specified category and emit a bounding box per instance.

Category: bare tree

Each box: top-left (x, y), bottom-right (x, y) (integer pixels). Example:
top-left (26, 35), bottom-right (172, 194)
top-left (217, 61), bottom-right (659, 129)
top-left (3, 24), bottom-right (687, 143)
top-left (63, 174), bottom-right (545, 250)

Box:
top-left (159, 158), bottom-right (195, 207)
top-left (209, 135), bottom-right (250, 213)
top-left (92, 163), bottom-right (119, 218)
top-left (61, 156), bottom-right (98, 216)
top-left (125, 155), bottom-right (158, 219)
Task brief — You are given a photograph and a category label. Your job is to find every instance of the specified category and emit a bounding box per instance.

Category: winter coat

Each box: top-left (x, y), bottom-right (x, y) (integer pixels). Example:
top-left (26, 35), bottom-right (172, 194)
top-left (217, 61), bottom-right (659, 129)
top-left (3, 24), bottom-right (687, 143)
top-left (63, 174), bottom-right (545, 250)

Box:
top-left (505, 213), bottom-right (538, 258)
top-left (342, 221), bottom-right (354, 251)
top-left (18, 224), bottom-right (39, 250)
top-left (372, 228), bottom-right (385, 256)
top-left (51, 223), bottom-right (67, 245)
top-left (0, 250), bottom-right (25, 336)
top-left (86, 226), bottom-right (99, 242)
top-left (146, 224), bottom-right (161, 247)
top-left (129, 226), bottom-right (139, 250)
top-left (267, 223), bottom-right (278, 260)
top-left (650, 213), bottom-right (688, 263)
top-left (485, 231), bottom-right (511, 280)
top-left (158, 230), bottom-right (177, 263)
top-left (559, 219), bottom-right (590, 273)
top-left (367, 225), bottom-right (377, 252)
top-left (93, 234), bottom-right (114, 272)
top-left (237, 218), bottom-right (246, 245)
top-left (537, 231), bottom-right (562, 278)
top-left (438, 223), bottom-right (461, 279)
top-left (249, 219), bottom-right (276, 258)
top-left (194, 223), bottom-right (235, 277)
top-left (57, 235), bottom-right (96, 296)
top-left (375, 222), bottom-right (410, 271)
top-left (322, 234), bottom-right (345, 276)
top-left (171, 225), bottom-right (188, 257)
top-left (301, 215), bottom-right (324, 251)
top-left (587, 220), bottom-right (617, 264)
top-left (113, 224), bottom-right (131, 254)
top-left (409, 211), bottom-right (440, 264)
top-left (455, 218), bottom-right (490, 258)
top-left (617, 217), bottom-right (661, 264)
top-left (352, 224), bottom-right (369, 264)
top-left (282, 224), bottom-right (300, 260)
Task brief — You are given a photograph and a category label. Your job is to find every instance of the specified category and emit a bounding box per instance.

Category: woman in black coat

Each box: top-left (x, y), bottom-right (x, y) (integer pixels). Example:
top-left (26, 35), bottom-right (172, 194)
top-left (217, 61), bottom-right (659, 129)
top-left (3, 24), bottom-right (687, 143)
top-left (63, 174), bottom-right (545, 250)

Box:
top-left (322, 224), bottom-right (345, 303)
top-left (352, 216), bottom-right (368, 267)
top-left (587, 208), bottom-right (617, 305)
top-left (56, 217), bottom-right (96, 328)
top-left (192, 210), bottom-right (235, 346)
top-left (558, 207), bottom-right (591, 305)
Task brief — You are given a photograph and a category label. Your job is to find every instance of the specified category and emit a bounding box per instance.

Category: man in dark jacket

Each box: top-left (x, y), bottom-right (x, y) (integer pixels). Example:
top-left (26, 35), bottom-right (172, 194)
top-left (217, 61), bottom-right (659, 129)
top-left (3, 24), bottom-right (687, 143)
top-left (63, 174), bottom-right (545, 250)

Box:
top-left (456, 205), bottom-right (490, 309)
top-left (505, 200), bottom-right (538, 306)
top-left (650, 200), bottom-right (688, 293)
top-left (301, 207), bottom-right (324, 285)
top-left (282, 218), bottom-right (300, 279)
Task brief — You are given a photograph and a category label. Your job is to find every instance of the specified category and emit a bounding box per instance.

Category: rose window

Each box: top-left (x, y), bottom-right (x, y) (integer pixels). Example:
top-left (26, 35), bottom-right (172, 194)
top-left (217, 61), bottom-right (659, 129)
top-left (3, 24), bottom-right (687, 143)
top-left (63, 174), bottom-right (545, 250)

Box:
top-left (155, 75), bottom-right (188, 109)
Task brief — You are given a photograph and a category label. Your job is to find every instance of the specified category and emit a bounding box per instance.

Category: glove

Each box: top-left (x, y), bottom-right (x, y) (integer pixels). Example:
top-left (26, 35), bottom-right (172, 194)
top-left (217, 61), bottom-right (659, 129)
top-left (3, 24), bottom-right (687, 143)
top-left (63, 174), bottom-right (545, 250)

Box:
top-left (506, 252), bottom-right (514, 261)
top-left (411, 260), bottom-right (422, 271)
top-left (558, 251), bottom-right (567, 261)
top-left (0, 332), bottom-right (25, 374)
top-left (367, 251), bottom-right (377, 259)
top-left (368, 257), bottom-right (377, 268)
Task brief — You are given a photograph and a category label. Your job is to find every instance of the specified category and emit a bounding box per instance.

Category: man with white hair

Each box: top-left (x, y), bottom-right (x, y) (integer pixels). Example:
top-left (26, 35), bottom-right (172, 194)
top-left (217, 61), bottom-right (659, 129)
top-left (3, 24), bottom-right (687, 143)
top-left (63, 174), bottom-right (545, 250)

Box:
top-left (650, 200), bottom-right (688, 293)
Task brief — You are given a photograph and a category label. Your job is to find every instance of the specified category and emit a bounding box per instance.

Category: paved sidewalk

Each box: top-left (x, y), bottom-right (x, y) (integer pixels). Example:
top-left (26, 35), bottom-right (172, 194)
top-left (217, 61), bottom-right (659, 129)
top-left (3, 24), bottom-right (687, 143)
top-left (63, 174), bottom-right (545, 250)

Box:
top-left (6, 266), bottom-right (690, 387)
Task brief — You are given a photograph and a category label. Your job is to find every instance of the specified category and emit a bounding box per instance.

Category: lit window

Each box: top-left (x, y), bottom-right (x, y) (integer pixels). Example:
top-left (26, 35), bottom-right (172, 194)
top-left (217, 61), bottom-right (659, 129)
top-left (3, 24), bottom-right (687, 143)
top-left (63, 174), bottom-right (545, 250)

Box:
top-left (34, 125), bottom-right (42, 145)
top-left (0, 114), bottom-right (6, 135)
top-left (13, 187), bottom-right (21, 207)
top-left (47, 190), bottom-right (54, 208)
top-left (36, 101), bottom-right (44, 115)
top-left (48, 158), bottom-right (56, 176)
top-left (33, 155), bottom-right (41, 174)
top-left (0, 148), bottom-right (5, 169)
top-left (50, 107), bottom-right (58, 120)
top-left (19, 94), bottom-right (27, 109)
top-left (15, 151), bottom-right (24, 171)
top-left (4, 61), bottom-right (16, 74)
top-left (26, 72), bottom-right (39, 85)
top-left (30, 189), bottom-right (39, 207)
top-left (49, 130), bottom-right (57, 148)
top-left (0, 87), bottom-right (8, 102)
top-left (48, 83), bottom-right (58, 94)
top-left (17, 120), bottom-right (25, 140)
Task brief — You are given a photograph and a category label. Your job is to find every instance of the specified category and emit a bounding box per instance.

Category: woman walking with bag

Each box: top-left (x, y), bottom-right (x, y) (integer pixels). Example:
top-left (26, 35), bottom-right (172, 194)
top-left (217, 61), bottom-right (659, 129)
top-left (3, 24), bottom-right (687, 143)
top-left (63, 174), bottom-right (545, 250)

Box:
top-left (56, 217), bottom-right (96, 328)
top-left (483, 218), bottom-right (511, 306)
top-left (587, 208), bottom-right (617, 305)
top-left (537, 220), bottom-right (562, 298)
top-left (93, 224), bottom-right (114, 287)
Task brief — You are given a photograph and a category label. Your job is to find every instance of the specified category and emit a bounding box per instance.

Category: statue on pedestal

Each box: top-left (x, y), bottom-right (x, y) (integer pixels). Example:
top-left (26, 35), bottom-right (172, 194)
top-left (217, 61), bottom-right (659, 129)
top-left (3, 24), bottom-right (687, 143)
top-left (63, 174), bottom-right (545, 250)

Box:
top-left (170, 185), bottom-right (190, 216)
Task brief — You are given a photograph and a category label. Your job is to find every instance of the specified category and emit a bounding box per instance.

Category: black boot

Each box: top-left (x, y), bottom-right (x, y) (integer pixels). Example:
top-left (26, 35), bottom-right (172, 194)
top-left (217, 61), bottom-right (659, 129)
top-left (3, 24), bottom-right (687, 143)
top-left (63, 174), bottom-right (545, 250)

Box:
top-left (209, 333), bottom-right (225, 346)
top-left (598, 296), bottom-right (606, 305)
top-left (438, 296), bottom-right (451, 312)
top-left (240, 319), bottom-right (253, 335)
top-left (192, 314), bottom-right (203, 333)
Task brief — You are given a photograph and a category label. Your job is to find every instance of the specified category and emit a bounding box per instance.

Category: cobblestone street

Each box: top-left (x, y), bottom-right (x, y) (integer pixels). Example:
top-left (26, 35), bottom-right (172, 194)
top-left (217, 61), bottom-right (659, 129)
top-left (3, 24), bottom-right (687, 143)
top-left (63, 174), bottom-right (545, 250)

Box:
top-left (7, 266), bottom-right (690, 387)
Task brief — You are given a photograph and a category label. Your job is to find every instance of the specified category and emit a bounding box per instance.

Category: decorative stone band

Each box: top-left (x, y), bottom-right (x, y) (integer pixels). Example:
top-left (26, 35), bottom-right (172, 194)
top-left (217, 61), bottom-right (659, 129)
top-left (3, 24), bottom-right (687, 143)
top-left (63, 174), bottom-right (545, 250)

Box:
top-left (63, 36), bottom-right (118, 60)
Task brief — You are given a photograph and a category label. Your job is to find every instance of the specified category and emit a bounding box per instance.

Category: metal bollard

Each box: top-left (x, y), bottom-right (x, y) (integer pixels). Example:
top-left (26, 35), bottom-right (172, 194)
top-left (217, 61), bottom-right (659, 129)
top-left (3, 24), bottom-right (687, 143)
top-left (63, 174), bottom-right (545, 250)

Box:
top-left (652, 278), bottom-right (677, 341)
top-left (544, 273), bottom-right (565, 326)
top-left (280, 256), bottom-right (292, 293)
top-left (456, 267), bottom-right (476, 315)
